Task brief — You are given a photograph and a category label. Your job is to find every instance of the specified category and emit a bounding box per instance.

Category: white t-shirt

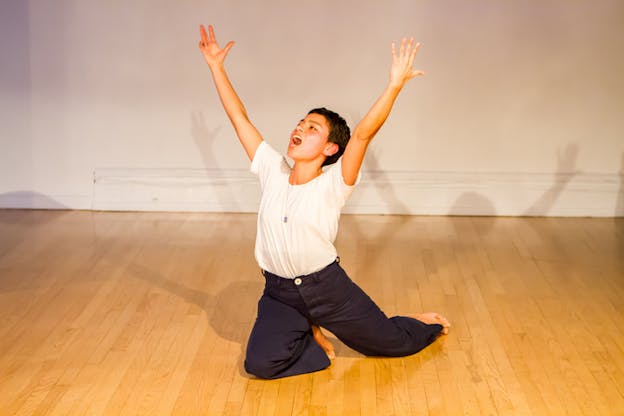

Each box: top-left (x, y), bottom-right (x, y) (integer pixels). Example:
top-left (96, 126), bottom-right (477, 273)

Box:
top-left (250, 141), bottom-right (358, 278)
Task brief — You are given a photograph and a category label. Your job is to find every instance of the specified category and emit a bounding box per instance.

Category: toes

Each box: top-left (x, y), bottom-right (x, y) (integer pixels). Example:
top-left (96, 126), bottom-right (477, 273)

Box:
top-left (436, 314), bottom-right (451, 327)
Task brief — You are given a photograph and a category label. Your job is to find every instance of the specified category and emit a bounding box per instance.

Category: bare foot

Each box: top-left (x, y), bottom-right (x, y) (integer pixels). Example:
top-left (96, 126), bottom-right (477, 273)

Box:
top-left (311, 325), bottom-right (336, 360)
top-left (412, 312), bottom-right (451, 335)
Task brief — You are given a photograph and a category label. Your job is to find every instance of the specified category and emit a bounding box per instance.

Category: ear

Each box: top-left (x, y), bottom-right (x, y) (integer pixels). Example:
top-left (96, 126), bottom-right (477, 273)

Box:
top-left (323, 142), bottom-right (339, 157)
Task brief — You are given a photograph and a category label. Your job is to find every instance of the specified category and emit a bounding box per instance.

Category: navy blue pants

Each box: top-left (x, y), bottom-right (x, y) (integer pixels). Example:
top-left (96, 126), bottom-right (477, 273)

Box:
top-left (244, 259), bottom-right (442, 379)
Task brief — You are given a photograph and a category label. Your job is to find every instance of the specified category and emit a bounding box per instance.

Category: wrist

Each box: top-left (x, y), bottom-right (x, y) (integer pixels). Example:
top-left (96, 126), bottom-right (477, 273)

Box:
top-left (386, 81), bottom-right (404, 95)
top-left (208, 61), bottom-right (225, 72)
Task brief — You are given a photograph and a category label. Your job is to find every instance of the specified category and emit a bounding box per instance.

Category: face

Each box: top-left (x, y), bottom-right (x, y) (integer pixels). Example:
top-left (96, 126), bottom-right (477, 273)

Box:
top-left (287, 113), bottom-right (338, 163)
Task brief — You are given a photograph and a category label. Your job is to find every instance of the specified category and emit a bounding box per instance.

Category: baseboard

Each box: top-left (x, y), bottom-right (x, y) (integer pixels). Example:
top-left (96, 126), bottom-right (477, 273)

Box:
top-left (90, 168), bottom-right (623, 217)
top-left (92, 168), bottom-right (262, 213)
top-left (2, 168), bottom-right (622, 217)
top-left (345, 170), bottom-right (623, 217)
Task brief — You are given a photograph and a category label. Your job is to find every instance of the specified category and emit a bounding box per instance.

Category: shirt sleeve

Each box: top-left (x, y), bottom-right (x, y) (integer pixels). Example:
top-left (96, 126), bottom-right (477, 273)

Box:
top-left (326, 157), bottom-right (360, 205)
top-left (250, 141), bottom-right (268, 176)
top-left (250, 141), bottom-right (289, 191)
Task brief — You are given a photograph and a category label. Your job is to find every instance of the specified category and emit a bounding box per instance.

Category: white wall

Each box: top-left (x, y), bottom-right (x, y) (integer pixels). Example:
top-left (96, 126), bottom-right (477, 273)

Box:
top-left (1, 0), bottom-right (623, 216)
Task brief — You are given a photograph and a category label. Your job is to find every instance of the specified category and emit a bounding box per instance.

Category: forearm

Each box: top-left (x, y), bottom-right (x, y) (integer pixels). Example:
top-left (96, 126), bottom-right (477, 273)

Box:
top-left (351, 82), bottom-right (402, 143)
top-left (209, 64), bottom-right (250, 125)
top-left (208, 63), bottom-right (262, 159)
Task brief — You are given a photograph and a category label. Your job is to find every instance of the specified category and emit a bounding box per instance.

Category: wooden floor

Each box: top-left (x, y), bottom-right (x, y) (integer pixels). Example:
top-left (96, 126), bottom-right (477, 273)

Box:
top-left (0, 210), bottom-right (622, 415)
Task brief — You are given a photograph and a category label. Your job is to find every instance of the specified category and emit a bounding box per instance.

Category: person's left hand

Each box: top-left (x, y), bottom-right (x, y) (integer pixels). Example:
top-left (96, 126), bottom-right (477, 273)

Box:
top-left (389, 37), bottom-right (424, 88)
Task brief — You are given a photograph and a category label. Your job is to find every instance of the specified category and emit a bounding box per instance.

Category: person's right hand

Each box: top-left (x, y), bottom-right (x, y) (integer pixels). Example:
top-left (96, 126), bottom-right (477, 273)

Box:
top-left (199, 24), bottom-right (234, 69)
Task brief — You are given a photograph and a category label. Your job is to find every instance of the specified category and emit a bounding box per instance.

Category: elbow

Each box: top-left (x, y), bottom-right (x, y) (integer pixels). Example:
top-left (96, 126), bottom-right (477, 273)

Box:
top-left (351, 129), bottom-right (373, 144)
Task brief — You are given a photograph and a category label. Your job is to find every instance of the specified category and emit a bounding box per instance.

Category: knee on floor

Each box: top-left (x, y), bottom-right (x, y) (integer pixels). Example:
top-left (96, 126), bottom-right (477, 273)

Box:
top-left (244, 354), bottom-right (280, 380)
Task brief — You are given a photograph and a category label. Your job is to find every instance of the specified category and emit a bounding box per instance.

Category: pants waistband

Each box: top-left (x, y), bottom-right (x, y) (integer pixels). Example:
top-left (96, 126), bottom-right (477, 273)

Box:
top-left (262, 257), bottom-right (340, 286)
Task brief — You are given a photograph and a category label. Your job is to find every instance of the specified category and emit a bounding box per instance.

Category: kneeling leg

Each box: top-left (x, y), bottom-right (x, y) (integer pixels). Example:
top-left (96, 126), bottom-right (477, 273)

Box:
top-left (245, 294), bottom-right (330, 379)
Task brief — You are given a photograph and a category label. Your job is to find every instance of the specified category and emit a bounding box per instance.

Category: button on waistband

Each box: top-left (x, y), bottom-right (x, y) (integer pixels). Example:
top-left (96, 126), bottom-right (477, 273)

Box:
top-left (294, 278), bottom-right (302, 286)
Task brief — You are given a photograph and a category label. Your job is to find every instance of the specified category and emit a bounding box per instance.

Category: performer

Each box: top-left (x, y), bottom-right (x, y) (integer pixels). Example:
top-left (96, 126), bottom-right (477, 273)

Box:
top-left (199, 24), bottom-right (450, 379)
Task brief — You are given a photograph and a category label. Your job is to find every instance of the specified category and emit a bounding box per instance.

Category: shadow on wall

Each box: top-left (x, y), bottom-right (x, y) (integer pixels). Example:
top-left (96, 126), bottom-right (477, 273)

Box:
top-left (1, 0), bottom-right (33, 183)
top-left (524, 143), bottom-right (581, 216)
top-left (191, 111), bottom-right (223, 170)
top-left (448, 192), bottom-right (497, 216)
top-left (0, 191), bottom-right (68, 212)
top-left (449, 143), bottom-right (581, 219)
top-left (191, 111), bottom-right (243, 211)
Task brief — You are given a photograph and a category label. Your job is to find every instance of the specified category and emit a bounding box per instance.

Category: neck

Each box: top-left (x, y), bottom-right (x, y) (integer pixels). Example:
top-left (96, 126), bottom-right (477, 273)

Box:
top-left (289, 161), bottom-right (323, 185)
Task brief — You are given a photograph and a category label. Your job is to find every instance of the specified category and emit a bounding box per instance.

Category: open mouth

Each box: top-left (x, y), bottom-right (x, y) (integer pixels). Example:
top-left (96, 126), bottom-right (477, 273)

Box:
top-left (292, 135), bottom-right (302, 145)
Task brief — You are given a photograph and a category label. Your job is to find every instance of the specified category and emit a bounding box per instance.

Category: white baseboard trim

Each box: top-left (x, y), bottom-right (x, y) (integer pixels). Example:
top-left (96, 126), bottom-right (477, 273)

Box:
top-left (88, 168), bottom-right (623, 217)
top-left (92, 168), bottom-right (262, 213)
top-left (345, 170), bottom-right (623, 217)
top-left (2, 168), bottom-right (622, 217)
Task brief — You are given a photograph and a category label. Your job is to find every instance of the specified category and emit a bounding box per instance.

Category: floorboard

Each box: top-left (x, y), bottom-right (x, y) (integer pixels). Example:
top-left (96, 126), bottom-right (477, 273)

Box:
top-left (0, 210), bottom-right (622, 415)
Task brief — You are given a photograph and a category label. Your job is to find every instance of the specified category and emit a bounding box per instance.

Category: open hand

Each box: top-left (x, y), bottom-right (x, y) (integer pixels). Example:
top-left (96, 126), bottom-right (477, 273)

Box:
top-left (199, 24), bottom-right (234, 68)
top-left (390, 37), bottom-right (424, 88)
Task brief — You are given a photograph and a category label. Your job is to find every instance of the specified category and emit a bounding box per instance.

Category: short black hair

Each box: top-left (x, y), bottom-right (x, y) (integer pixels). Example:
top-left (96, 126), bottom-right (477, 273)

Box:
top-left (307, 107), bottom-right (350, 166)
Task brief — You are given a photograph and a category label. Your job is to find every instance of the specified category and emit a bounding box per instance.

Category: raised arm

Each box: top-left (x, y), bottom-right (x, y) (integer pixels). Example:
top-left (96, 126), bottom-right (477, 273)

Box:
top-left (341, 37), bottom-right (424, 185)
top-left (199, 24), bottom-right (262, 161)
